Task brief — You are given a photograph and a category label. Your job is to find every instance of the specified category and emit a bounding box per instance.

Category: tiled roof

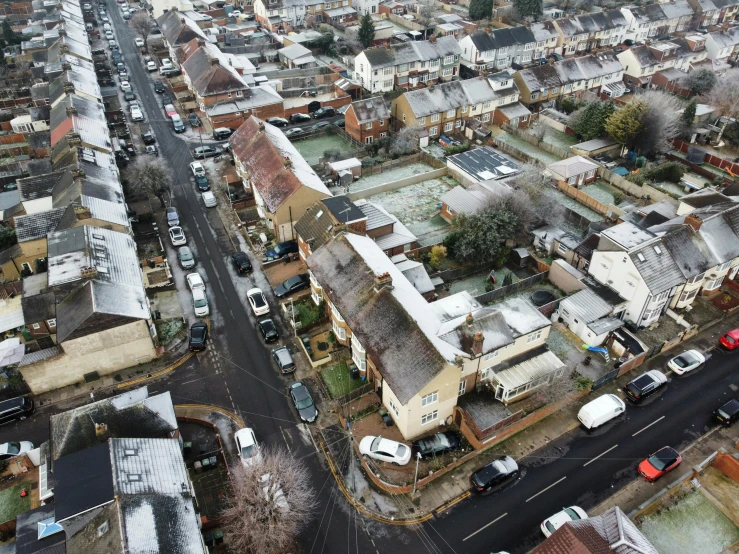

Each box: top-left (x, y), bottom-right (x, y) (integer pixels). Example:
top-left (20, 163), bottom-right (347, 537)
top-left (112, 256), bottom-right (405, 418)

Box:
top-left (630, 240), bottom-right (685, 294)
top-left (469, 26), bottom-right (536, 52)
top-left (403, 77), bottom-right (497, 118)
top-left (361, 36), bottom-right (461, 69)
top-left (560, 288), bottom-right (613, 324)
top-left (14, 207), bottom-right (67, 242)
top-left (181, 42), bottom-right (248, 97)
top-left (349, 97), bottom-right (390, 124)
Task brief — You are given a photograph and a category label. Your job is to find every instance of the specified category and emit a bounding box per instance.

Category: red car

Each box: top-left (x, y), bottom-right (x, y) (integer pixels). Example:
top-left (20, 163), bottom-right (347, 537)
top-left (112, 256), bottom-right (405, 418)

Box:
top-left (638, 446), bottom-right (682, 482)
top-left (719, 329), bottom-right (739, 350)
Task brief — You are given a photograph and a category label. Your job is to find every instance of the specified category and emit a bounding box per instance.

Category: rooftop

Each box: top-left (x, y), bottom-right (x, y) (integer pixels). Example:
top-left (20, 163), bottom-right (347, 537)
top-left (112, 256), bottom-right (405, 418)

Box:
top-left (447, 146), bottom-right (521, 181)
top-left (54, 441), bottom-right (115, 522)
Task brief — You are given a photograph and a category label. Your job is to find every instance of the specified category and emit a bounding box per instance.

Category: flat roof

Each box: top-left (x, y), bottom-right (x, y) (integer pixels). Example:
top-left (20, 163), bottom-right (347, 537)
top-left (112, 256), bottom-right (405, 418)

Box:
top-left (447, 146), bottom-right (520, 181)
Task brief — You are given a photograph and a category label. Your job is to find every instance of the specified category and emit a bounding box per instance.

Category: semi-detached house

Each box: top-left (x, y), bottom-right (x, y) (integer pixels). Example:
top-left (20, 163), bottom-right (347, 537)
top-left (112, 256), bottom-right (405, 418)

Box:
top-left (306, 233), bottom-right (563, 439)
top-left (457, 26), bottom-right (536, 75)
top-left (530, 21), bottom-right (560, 62)
top-left (552, 9), bottom-right (629, 56)
top-left (353, 36), bottom-right (461, 93)
top-left (705, 27), bottom-right (739, 62)
top-left (687, 0), bottom-right (739, 27)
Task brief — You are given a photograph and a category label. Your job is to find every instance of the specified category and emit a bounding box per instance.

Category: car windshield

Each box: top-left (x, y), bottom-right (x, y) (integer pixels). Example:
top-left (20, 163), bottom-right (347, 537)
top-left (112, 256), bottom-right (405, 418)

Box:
top-left (648, 450), bottom-right (673, 471)
top-left (251, 293), bottom-right (265, 307)
top-left (5, 442), bottom-right (19, 455)
top-left (545, 521), bottom-right (557, 533)
top-left (718, 408), bottom-right (731, 418)
top-left (273, 244), bottom-right (287, 255)
top-left (294, 391), bottom-right (313, 410)
top-left (725, 335), bottom-right (737, 344)
top-left (673, 353), bottom-right (695, 367)
top-left (371, 437), bottom-right (382, 451)
top-left (194, 298), bottom-right (207, 308)
top-left (563, 508), bottom-right (582, 520)
top-left (180, 250), bottom-right (192, 260)
top-left (395, 444), bottom-right (408, 457)
top-left (241, 444), bottom-right (256, 458)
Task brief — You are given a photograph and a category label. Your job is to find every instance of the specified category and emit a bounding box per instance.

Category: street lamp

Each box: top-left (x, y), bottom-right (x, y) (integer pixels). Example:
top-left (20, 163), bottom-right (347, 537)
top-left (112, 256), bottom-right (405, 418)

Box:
top-left (412, 451), bottom-right (422, 494)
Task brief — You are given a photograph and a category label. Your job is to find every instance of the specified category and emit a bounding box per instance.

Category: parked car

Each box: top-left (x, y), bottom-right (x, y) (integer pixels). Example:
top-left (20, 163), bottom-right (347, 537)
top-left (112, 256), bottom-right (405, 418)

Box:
top-left (290, 113), bottom-right (311, 124)
top-left (105, 31), bottom-right (114, 40)
top-left (312, 107), bottom-right (335, 119)
top-left (109, 40), bottom-right (119, 49)
top-left (411, 432), bottom-right (460, 459)
top-left (311, 121), bottom-right (331, 132)
top-left (164, 104), bottom-right (177, 118)
top-left (135, 37), bottom-right (145, 47)
top-left (154, 81), bottom-right (166, 93)
top-left (192, 288), bottom-right (209, 317)
top-left (284, 128), bottom-right (304, 138)
top-left (186, 272), bottom-right (205, 292)
top-left (714, 398), bottom-right (739, 427)
top-left (334, 119), bottom-right (345, 128)
top-left (288, 381), bottom-right (316, 421)
top-left (130, 106), bottom-right (144, 121)
top-left (213, 127), bottom-right (233, 140)
top-left (247, 288), bottom-right (269, 316)
top-left (119, 80), bottom-right (131, 92)
top-left (577, 394), bottom-right (626, 429)
top-left (257, 318), bottom-right (279, 342)
top-left (146, 60), bottom-right (157, 71)
top-left (123, 11), bottom-right (131, 19)
top-left (266, 117), bottom-right (289, 127)
top-left (0, 397), bottom-right (34, 424)
top-left (232, 251), bottom-right (252, 273)
top-left (142, 131), bottom-right (155, 144)
top-left (165, 206), bottom-right (179, 226)
top-left (234, 428), bottom-right (262, 467)
top-left (145, 145), bottom-right (158, 156)
top-left (193, 146), bottom-right (223, 159)
top-left (667, 349), bottom-right (705, 375)
top-left (124, 90), bottom-right (136, 101)
top-left (172, 115), bottom-right (185, 133)
top-left (178, 246), bottom-right (195, 269)
top-left (541, 507), bottom-right (588, 538)
top-left (0, 441), bottom-right (34, 461)
top-left (263, 240), bottom-right (298, 262)
top-left (359, 436), bottom-right (412, 466)
top-left (719, 328), bottom-right (739, 350)
top-left (623, 370), bottom-right (668, 403)
top-left (274, 274), bottom-right (310, 298)
top-left (273, 346), bottom-right (296, 374)
top-left (202, 191), bottom-right (217, 208)
top-left (189, 113), bottom-right (201, 127)
top-left (190, 161), bottom-right (205, 176)
top-left (194, 174), bottom-right (210, 191)
top-left (470, 456), bottom-right (519, 494)
top-left (638, 446), bottom-right (682, 482)
top-left (160, 58), bottom-right (173, 69)
top-left (169, 226), bottom-right (186, 246)
top-left (189, 322), bottom-right (208, 351)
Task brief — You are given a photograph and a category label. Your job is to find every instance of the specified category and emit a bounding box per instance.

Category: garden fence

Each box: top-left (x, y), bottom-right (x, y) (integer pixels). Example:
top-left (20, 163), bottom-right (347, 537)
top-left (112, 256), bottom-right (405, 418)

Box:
top-left (332, 382), bottom-right (374, 407)
top-left (473, 271), bottom-right (549, 304)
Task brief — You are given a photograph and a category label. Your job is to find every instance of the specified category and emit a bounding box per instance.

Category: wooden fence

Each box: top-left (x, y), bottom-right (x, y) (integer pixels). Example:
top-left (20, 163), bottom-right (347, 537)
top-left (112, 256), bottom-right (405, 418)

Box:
top-left (557, 181), bottom-right (610, 215)
top-left (473, 271), bottom-right (549, 304)
top-left (332, 382), bottom-right (375, 407)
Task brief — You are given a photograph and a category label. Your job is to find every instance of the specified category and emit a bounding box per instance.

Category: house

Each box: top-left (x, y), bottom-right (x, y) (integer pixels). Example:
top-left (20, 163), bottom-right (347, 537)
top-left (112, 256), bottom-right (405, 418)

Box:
top-left (353, 36), bottom-right (462, 93)
top-left (151, 0), bottom-right (194, 17)
top-left (530, 21), bottom-right (560, 62)
top-left (457, 26), bottom-right (537, 75)
top-left (687, 0), bottom-right (739, 28)
top-left (513, 54), bottom-right (624, 110)
top-left (229, 116), bottom-right (331, 242)
top-left (546, 156), bottom-right (600, 187)
top-left (277, 43), bottom-right (317, 69)
top-left (651, 67), bottom-right (693, 96)
top-left (617, 39), bottom-right (708, 88)
top-left (323, 4), bottom-right (357, 23)
top-left (253, 0), bottom-right (349, 31)
top-left (488, 70), bottom-right (532, 128)
top-left (345, 97), bottom-right (390, 144)
top-left (620, 3), bottom-right (692, 43)
top-left (306, 233), bottom-right (561, 439)
top-left (353, 0), bottom-right (380, 16)
top-left (157, 9), bottom-right (207, 59)
top-left (439, 180), bottom-right (507, 222)
top-left (446, 146), bottom-right (521, 186)
top-left (21, 274), bottom-right (57, 346)
top-left (706, 27), bottom-right (739, 62)
top-left (531, 506), bottom-right (659, 554)
top-left (378, 1), bottom-right (405, 15)
top-left (204, 84), bottom-right (285, 129)
top-left (552, 9), bottom-right (629, 56)
top-left (390, 77), bottom-right (498, 137)
top-left (558, 287), bottom-right (627, 346)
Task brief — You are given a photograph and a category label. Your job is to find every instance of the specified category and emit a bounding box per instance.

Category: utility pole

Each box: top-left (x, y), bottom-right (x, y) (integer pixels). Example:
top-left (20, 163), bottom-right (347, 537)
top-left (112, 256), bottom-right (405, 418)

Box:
top-left (412, 452), bottom-right (422, 494)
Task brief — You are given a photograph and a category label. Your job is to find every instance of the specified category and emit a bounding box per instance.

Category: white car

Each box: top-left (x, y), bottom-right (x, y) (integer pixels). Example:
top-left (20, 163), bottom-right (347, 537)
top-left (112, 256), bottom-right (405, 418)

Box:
top-left (161, 58), bottom-right (173, 69)
top-left (130, 107), bottom-right (144, 121)
top-left (105, 31), bottom-right (114, 40)
top-left (169, 226), bottom-right (186, 246)
top-left (146, 60), bottom-right (157, 71)
top-left (190, 161), bottom-right (205, 177)
top-left (202, 191), bottom-right (216, 208)
top-left (247, 288), bottom-right (269, 316)
top-left (109, 40), bottom-right (118, 49)
top-left (186, 272), bottom-right (205, 292)
top-left (667, 349), bottom-right (705, 375)
top-left (120, 80), bottom-right (131, 92)
top-left (541, 506), bottom-right (588, 538)
top-left (192, 288), bottom-right (209, 317)
top-left (359, 436), bottom-right (412, 465)
top-left (234, 428), bottom-right (262, 467)
top-left (135, 37), bottom-right (145, 47)
top-left (230, 9), bottom-right (242, 16)
top-left (0, 441), bottom-right (34, 460)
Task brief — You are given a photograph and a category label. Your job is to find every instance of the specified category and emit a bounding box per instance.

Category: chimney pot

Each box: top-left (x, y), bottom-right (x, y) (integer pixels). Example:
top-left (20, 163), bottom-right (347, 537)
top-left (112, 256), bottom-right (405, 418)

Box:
top-left (373, 272), bottom-right (393, 292)
top-left (198, 39), bottom-right (205, 47)
top-left (95, 422), bottom-right (110, 442)
top-left (685, 213), bottom-right (703, 231)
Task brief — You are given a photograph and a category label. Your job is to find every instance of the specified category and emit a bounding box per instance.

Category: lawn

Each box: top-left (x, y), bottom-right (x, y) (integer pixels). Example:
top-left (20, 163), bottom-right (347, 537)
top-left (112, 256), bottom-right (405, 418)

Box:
top-left (320, 360), bottom-right (365, 399)
top-left (293, 134), bottom-right (354, 165)
top-left (0, 484), bottom-right (31, 523)
top-left (294, 297), bottom-right (322, 328)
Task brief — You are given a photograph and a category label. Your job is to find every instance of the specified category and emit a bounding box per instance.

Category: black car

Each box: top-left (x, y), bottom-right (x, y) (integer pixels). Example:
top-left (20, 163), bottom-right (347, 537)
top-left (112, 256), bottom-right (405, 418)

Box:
top-left (232, 251), bottom-right (252, 273)
top-left (189, 113), bottom-right (201, 127)
top-left (154, 81), bottom-right (166, 93)
top-left (623, 370), bottom-right (668, 402)
top-left (412, 432), bottom-right (461, 459)
top-left (142, 131), bottom-right (155, 144)
top-left (266, 117), bottom-right (289, 127)
top-left (290, 113), bottom-right (311, 124)
top-left (124, 90), bottom-right (136, 101)
top-left (189, 322), bottom-right (208, 351)
top-left (470, 456), bottom-right (519, 494)
top-left (312, 121), bottom-right (331, 132)
top-left (289, 381), bottom-right (317, 423)
top-left (194, 174), bottom-right (210, 191)
top-left (274, 274), bottom-right (310, 298)
top-left (313, 107), bottom-right (335, 119)
top-left (257, 318), bottom-right (279, 342)
top-left (263, 240), bottom-right (298, 262)
top-left (161, 94), bottom-right (173, 107)
top-left (334, 119), bottom-right (345, 128)
top-left (714, 398), bottom-right (739, 426)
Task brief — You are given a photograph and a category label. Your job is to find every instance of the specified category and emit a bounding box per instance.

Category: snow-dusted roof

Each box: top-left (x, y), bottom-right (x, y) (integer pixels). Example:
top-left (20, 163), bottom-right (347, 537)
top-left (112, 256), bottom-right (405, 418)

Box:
top-left (361, 36), bottom-right (461, 69)
top-left (278, 42), bottom-right (312, 60)
top-left (708, 27), bottom-right (739, 49)
top-left (560, 288), bottom-right (613, 324)
top-left (546, 155), bottom-right (599, 180)
top-left (600, 221), bottom-right (655, 250)
top-left (403, 77), bottom-right (497, 118)
top-left (440, 183), bottom-right (497, 216)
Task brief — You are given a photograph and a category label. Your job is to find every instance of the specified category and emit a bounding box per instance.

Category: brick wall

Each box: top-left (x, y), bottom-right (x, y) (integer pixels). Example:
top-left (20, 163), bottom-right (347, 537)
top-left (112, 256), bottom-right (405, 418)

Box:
top-left (713, 451), bottom-right (739, 483)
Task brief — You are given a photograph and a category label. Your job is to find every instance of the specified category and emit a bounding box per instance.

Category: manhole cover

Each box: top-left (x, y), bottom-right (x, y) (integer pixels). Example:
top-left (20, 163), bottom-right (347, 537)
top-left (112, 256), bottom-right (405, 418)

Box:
top-left (317, 342), bottom-right (329, 351)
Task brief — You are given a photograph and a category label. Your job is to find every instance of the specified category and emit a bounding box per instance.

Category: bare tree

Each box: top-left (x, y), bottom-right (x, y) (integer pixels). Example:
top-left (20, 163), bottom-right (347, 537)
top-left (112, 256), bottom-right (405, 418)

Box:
top-left (705, 68), bottom-right (739, 146)
top-left (389, 124), bottom-right (422, 155)
top-left (633, 90), bottom-right (683, 156)
top-left (415, 0), bottom-right (436, 38)
top-left (131, 12), bottom-right (154, 51)
top-left (127, 157), bottom-right (171, 209)
top-left (221, 447), bottom-right (317, 554)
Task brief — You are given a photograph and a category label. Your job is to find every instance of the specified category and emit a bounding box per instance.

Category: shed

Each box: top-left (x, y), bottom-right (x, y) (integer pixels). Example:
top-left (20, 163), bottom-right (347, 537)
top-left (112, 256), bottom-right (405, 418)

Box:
top-left (570, 138), bottom-right (620, 158)
top-left (328, 157), bottom-right (362, 179)
top-left (512, 247), bottom-right (530, 268)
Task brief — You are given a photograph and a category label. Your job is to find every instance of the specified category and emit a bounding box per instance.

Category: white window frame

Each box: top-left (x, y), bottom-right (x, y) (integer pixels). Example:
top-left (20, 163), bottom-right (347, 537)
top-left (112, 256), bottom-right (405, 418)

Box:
top-left (421, 391), bottom-right (438, 406)
top-left (388, 398), bottom-right (399, 416)
top-left (332, 319), bottom-right (346, 340)
top-left (482, 114), bottom-right (490, 122)
top-left (429, 126), bottom-right (438, 135)
top-left (431, 114), bottom-right (440, 122)
top-left (421, 410), bottom-right (438, 425)
top-left (526, 329), bottom-right (543, 343)
top-left (458, 380), bottom-right (466, 396)
top-left (444, 122), bottom-right (453, 131)
top-left (48, 318), bottom-right (56, 328)
top-left (446, 109), bottom-right (455, 117)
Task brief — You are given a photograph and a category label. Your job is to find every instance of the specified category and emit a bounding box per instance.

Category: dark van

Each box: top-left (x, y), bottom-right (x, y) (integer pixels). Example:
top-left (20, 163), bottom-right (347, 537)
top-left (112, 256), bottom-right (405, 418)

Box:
top-left (0, 396), bottom-right (34, 424)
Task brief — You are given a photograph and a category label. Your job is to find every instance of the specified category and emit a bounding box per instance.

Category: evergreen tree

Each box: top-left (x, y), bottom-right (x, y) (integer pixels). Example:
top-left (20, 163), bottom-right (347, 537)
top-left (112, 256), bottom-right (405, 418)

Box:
top-left (604, 101), bottom-right (647, 152)
top-left (2, 21), bottom-right (21, 45)
top-left (357, 14), bottom-right (375, 49)
top-left (682, 99), bottom-right (697, 129)
top-left (513, 0), bottom-right (542, 19)
top-left (469, 0), bottom-right (493, 20)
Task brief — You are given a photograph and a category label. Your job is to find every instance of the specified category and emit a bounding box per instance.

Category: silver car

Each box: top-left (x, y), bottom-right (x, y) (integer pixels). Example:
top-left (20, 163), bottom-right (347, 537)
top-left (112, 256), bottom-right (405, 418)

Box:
top-left (272, 346), bottom-right (295, 374)
top-left (178, 246), bottom-right (195, 269)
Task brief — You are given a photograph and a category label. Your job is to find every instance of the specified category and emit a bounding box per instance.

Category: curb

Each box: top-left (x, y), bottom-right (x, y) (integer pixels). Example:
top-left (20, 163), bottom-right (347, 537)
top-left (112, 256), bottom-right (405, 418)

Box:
top-left (174, 403), bottom-right (246, 427)
top-left (319, 439), bottom-right (434, 526)
top-left (117, 351), bottom-right (195, 389)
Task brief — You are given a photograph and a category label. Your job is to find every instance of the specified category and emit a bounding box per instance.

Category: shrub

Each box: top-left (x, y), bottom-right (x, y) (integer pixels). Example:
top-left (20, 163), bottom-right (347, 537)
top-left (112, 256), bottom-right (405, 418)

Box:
top-left (428, 245), bottom-right (447, 268)
top-left (443, 143), bottom-right (470, 156)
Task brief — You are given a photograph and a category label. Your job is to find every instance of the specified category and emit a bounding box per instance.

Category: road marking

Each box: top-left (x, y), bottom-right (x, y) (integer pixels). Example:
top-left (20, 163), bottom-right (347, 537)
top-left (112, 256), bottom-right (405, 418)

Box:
top-left (632, 415), bottom-right (665, 437)
top-left (584, 444), bottom-right (618, 467)
top-left (526, 476), bottom-right (567, 503)
top-left (463, 512), bottom-right (508, 541)
top-left (281, 427), bottom-right (293, 452)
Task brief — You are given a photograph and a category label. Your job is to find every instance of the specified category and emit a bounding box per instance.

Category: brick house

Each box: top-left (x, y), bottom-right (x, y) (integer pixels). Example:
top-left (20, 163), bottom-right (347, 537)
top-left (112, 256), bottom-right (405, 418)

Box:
top-left (344, 97), bottom-right (390, 144)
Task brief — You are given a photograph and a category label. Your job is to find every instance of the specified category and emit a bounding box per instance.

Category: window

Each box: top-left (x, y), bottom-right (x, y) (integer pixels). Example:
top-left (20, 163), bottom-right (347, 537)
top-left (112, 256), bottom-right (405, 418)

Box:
top-left (483, 101), bottom-right (491, 109)
top-left (431, 59), bottom-right (440, 68)
top-left (482, 113), bottom-right (490, 122)
top-left (704, 277), bottom-right (724, 290)
top-left (388, 398), bottom-right (399, 416)
top-left (568, 176), bottom-right (577, 185)
top-left (431, 114), bottom-right (440, 122)
top-left (483, 350), bottom-right (499, 362)
top-left (421, 391), bottom-right (438, 406)
top-left (365, 136), bottom-right (373, 144)
top-left (428, 71), bottom-right (438, 80)
top-left (444, 122), bottom-right (453, 131)
top-left (455, 120), bottom-right (461, 128)
top-left (383, 67), bottom-right (392, 75)
top-left (718, 261), bottom-right (732, 271)
top-left (419, 117), bottom-right (426, 124)
top-left (32, 323), bottom-right (40, 330)
top-left (446, 109), bottom-right (455, 117)
top-left (688, 273), bottom-right (705, 285)
top-left (397, 75), bottom-right (408, 85)
top-left (531, 92), bottom-right (539, 100)
top-left (421, 410), bottom-right (438, 425)
top-left (397, 63), bottom-right (409, 72)
top-left (557, 242), bottom-right (568, 254)
top-left (48, 319), bottom-right (56, 328)
top-left (443, 55), bottom-right (454, 65)
top-left (443, 67), bottom-right (453, 77)
top-left (236, 90), bottom-right (243, 97)
top-left (679, 288), bottom-right (698, 303)
top-left (383, 79), bottom-right (393, 88)
top-left (527, 329), bottom-right (543, 343)
top-left (365, 122), bottom-right (372, 129)
top-left (586, 169), bottom-right (595, 178)
top-left (97, 521), bottom-right (110, 537)
top-left (332, 319), bottom-right (346, 340)
top-left (461, 106), bottom-right (468, 113)
top-left (458, 380), bottom-right (466, 396)
top-left (524, 42), bottom-right (534, 50)
top-left (402, 113), bottom-right (406, 122)
top-left (429, 126), bottom-right (438, 135)
top-left (380, 132), bottom-right (386, 137)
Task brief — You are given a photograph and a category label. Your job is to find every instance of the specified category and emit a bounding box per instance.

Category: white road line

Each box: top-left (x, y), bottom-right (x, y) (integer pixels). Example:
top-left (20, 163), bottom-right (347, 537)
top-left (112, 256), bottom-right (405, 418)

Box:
top-left (463, 513), bottom-right (508, 542)
top-left (526, 476), bottom-right (567, 503)
top-left (632, 415), bottom-right (665, 437)
top-left (584, 444), bottom-right (618, 467)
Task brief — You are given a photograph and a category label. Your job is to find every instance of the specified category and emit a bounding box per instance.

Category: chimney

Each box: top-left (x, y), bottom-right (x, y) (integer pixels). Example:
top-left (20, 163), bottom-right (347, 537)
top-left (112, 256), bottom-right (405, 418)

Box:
top-left (373, 272), bottom-right (393, 292)
top-left (284, 156), bottom-right (292, 169)
top-left (685, 212), bottom-right (703, 231)
top-left (258, 121), bottom-right (265, 132)
top-left (65, 106), bottom-right (77, 116)
top-left (197, 39), bottom-right (205, 47)
top-left (95, 422), bottom-right (110, 442)
top-left (181, 18), bottom-right (186, 24)
top-left (429, 34), bottom-right (437, 43)
top-left (75, 206), bottom-right (92, 221)
top-left (466, 312), bottom-right (474, 326)
top-left (472, 331), bottom-right (484, 356)
top-left (211, 57), bottom-right (220, 65)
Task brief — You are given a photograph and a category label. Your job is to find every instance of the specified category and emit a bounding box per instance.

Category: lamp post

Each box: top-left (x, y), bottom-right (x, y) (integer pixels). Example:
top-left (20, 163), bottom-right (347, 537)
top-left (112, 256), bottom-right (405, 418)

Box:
top-left (412, 452), bottom-right (422, 494)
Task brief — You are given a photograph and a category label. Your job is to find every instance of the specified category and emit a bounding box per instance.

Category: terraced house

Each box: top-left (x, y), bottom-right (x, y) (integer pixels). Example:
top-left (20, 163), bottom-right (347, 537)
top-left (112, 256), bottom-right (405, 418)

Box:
top-left (552, 9), bottom-right (628, 55)
top-left (687, 0), bottom-right (739, 27)
top-left (353, 36), bottom-right (462, 93)
top-left (457, 26), bottom-right (536, 75)
top-left (617, 38), bottom-right (708, 88)
top-left (620, 2), bottom-right (693, 43)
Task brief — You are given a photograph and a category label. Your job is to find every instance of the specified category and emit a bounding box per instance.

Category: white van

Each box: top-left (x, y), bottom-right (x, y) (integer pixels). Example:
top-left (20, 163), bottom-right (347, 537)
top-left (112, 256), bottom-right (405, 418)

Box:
top-left (577, 394), bottom-right (626, 429)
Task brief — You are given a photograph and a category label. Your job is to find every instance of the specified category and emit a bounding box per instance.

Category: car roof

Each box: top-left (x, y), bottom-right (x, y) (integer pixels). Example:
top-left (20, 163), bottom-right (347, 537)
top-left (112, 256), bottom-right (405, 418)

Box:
top-left (727, 329), bottom-right (739, 339)
top-left (234, 251), bottom-right (247, 260)
top-left (203, 191), bottom-right (215, 198)
top-left (653, 446), bottom-right (678, 460)
top-left (247, 288), bottom-right (263, 296)
top-left (275, 347), bottom-right (292, 361)
top-left (234, 428), bottom-right (256, 447)
top-left (191, 322), bottom-right (207, 330)
top-left (192, 288), bottom-right (205, 299)
top-left (720, 398), bottom-right (739, 415)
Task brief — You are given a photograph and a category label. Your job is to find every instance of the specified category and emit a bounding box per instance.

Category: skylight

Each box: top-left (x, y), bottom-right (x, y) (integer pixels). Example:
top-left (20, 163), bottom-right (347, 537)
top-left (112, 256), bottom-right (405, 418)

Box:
top-left (637, 253), bottom-right (646, 262)
top-left (38, 518), bottom-right (64, 540)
